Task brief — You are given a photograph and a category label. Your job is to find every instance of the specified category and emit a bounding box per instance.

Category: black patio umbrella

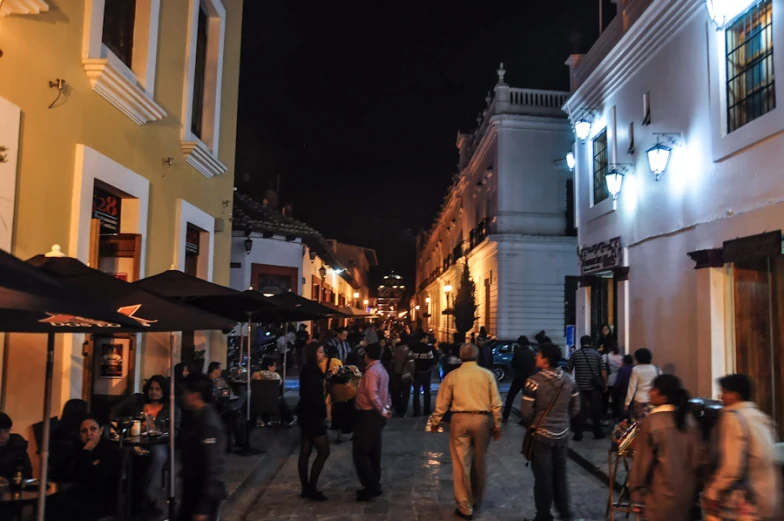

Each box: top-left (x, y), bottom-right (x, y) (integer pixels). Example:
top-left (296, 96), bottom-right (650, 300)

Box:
top-left (269, 291), bottom-right (346, 318)
top-left (26, 255), bottom-right (236, 521)
top-left (0, 247), bottom-right (65, 295)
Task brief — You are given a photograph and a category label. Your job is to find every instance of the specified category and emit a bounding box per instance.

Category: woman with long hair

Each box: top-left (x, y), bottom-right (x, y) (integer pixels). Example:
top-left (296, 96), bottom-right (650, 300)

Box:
top-left (602, 345), bottom-right (623, 419)
top-left (50, 399), bottom-right (89, 482)
top-left (628, 374), bottom-right (701, 521)
top-left (625, 348), bottom-right (661, 420)
top-left (297, 342), bottom-right (331, 501)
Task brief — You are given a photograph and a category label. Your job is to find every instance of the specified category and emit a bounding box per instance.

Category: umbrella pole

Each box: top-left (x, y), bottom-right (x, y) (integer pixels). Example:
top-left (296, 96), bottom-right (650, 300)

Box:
top-left (36, 333), bottom-right (54, 521)
top-left (282, 322), bottom-right (288, 390)
top-left (246, 316), bottom-right (251, 422)
top-left (168, 332), bottom-right (177, 521)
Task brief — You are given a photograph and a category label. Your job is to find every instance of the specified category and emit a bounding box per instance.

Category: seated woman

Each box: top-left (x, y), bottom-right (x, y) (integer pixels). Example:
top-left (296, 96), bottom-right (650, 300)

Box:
top-left (59, 415), bottom-right (121, 521)
top-left (50, 399), bottom-right (89, 483)
top-left (0, 412), bottom-right (33, 481)
top-left (252, 357), bottom-right (296, 426)
top-left (111, 375), bottom-right (181, 517)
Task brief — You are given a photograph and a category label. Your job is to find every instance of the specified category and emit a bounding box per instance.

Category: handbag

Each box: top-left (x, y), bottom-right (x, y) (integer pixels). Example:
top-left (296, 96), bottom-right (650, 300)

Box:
top-left (521, 380), bottom-right (564, 465)
top-left (704, 411), bottom-right (760, 521)
top-left (582, 349), bottom-right (605, 391)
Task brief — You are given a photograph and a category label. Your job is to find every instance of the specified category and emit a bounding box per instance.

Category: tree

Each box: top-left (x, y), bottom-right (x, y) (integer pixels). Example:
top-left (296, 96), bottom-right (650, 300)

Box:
top-left (453, 263), bottom-right (478, 339)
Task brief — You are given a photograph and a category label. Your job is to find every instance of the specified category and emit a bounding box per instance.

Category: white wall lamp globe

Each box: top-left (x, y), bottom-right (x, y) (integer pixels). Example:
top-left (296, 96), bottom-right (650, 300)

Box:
top-left (705, 0), bottom-right (760, 29)
top-left (605, 164), bottom-right (632, 201)
top-left (574, 120), bottom-right (592, 141)
top-left (646, 133), bottom-right (683, 181)
top-left (565, 151), bottom-right (576, 171)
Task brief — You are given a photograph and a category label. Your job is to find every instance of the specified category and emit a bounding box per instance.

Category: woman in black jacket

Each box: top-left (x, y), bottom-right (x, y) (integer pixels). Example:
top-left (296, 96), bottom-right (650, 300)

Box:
top-left (62, 415), bottom-right (121, 521)
top-left (49, 399), bottom-right (89, 483)
top-left (297, 342), bottom-right (331, 501)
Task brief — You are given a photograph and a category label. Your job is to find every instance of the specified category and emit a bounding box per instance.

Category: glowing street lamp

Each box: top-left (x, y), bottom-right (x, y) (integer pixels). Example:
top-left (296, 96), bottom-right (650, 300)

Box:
top-left (565, 151), bottom-right (575, 171)
top-left (574, 120), bottom-right (592, 141)
top-left (646, 133), bottom-right (682, 181)
top-left (705, 0), bottom-right (759, 29)
top-left (606, 171), bottom-right (624, 201)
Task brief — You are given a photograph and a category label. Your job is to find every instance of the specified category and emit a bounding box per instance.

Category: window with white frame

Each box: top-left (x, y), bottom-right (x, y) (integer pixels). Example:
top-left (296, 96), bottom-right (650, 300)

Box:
top-left (592, 129), bottom-right (609, 205)
top-left (82, 0), bottom-right (166, 125)
top-left (726, 0), bottom-right (775, 133)
top-left (180, 0), bottom-right (228, 179)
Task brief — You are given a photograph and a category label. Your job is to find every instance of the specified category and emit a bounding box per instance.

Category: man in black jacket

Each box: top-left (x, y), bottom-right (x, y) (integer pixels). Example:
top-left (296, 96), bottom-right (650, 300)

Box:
top-left (502, 336), bottom-right (536, 423)
top-left (410, 330), bottom-right (435, 416)
top-left (178, 374), bottom-right (227, 521)
top-left (0, 412), bottom-right (32, 481)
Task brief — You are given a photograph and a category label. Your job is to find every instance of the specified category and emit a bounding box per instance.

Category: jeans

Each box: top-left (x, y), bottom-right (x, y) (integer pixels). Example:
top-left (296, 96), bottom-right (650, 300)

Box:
top-left (530, 437), bottom-right (572, 521)
top-left (503, 377), bottom-right (525, 421)
top-left (412, 371), bottom-right (431, 416)
top-left (571, 389), bottom-right (603, 438)
top-left (390, 374), bottom-right (411, 416)
top-left (352, 410), bottom-right (386, 493)
top-left (176, 480), bottom-right (222, 521)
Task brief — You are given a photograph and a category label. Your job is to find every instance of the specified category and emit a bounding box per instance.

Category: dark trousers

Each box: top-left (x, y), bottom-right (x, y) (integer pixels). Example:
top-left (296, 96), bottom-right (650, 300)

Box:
top-left (177, 480), bottom-right (222, 521)
top-left (412, 371), bottom-right (431, 416)
top-left (503, 377), bottom-right (526, 420)
top-left (352, 410), bottom-right (386, 493)
top-left (571, 389), bottom-right (603, 438)
top-left (390, 375), bottom-right (411, 416)
top-left (530, 437), bottom-right (572, 521)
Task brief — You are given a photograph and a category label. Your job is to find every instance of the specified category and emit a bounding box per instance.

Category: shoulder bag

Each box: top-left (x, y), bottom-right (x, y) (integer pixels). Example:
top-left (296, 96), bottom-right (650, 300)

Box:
top-left (582, 349), bottom-right (605, 391)
top-left (521, 380), bottom-right (564, 465)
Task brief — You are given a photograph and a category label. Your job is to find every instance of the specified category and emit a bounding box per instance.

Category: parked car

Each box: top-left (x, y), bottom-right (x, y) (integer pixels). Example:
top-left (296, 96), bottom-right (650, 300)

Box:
top-left (490, 340), bottom-right (568, 381)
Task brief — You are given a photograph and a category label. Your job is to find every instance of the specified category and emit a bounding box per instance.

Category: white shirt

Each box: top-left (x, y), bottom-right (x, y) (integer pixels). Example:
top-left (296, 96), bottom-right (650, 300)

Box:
top-left (603, 353), bottom-right (623, 387)
top-left (625, 364), bottom-right (660, 408)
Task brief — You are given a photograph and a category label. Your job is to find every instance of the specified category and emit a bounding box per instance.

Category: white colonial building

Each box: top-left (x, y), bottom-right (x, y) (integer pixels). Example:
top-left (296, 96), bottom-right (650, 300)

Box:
top-left (415, 66), bottom-right (578, 346)
top-left (566, 0), bottom-right (784, 419)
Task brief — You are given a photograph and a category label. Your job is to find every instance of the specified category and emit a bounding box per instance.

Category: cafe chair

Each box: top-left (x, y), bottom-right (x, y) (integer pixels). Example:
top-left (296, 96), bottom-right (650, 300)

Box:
top-left (250, 380), bottom-right (281, 427)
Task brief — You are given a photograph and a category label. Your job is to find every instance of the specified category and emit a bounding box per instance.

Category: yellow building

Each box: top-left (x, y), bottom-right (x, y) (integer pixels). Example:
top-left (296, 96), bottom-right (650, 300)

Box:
top-left (0, 0), bottom-right (243, 449)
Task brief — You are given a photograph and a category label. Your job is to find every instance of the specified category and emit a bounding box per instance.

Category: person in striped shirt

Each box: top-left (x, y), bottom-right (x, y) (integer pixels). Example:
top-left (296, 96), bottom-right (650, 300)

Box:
top-left (566, 336), bottom-right (606, 441)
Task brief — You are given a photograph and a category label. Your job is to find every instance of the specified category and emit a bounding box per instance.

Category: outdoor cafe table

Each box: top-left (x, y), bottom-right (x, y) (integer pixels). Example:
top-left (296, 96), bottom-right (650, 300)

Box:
top-left (0, 480), bottom-right (58, 520)
top-left (115, 434), bottom-right (170, 521)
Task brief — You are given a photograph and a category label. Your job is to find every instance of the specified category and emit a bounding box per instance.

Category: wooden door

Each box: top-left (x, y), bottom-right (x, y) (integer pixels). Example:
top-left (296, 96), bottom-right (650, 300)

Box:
top-left (733, 258), bottom-right (779, 428)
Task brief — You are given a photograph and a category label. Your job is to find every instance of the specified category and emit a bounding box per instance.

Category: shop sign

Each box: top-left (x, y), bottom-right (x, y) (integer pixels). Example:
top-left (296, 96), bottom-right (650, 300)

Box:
top-left (92, 187), bottom-right (122, 234)
top-left (186, 224), bottom-right (200, 255)
top-left (580, 237), bottom-right (622, 275)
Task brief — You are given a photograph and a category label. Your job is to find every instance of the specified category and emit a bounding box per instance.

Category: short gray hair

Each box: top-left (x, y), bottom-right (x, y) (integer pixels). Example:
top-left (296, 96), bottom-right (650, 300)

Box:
top-left (459, 343), bottom-right (479, 362)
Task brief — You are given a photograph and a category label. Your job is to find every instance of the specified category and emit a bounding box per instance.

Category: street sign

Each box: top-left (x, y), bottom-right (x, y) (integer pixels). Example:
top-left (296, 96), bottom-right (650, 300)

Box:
top-left (566, 325), bottom-right (576, 355)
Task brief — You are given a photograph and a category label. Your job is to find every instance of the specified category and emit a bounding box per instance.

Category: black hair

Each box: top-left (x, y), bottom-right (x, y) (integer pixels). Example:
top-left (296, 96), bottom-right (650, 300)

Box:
top-left (623, 354), bottom-right (634, 365)
top-left (535, 330), bottom-right (548, 344)
top-left (634, 348), bottom-right (653, 365)
top-left (610, 345), bottom-right (620, 355)
top-left (580, 335), bottom-right (593, 347)
top-left (336, 327), bottom-right (347, 334)
top-left (183, 374), bottom-right (215, 403)
top-left (652, 374), bottom-right (691, 432)
top-left (0, 412), bottom-right (12, 430)
top-left (143, 375), bottom-right (169, 404)
top-left (79, 413), bottom-right (100, 428)
top-left (539, 343), bottom-right (562, 369)
top-left (719, 374), bottom-right (753, 402)
top-left (174, 363), bottom-right (188, 382)
top-left (517, 336), bottom-right (530, 346)
top-left (365, 343), bottom-right (382, 361)
top-left (261, 357), bottom-right (277, 370)
top-left (288, 325), bottom-right (296, 333)
top-left (207, 362), bottom-right (221, 374)
top-left (304, 342), bottom-right (323, 365)
top-left (59, 399), bottom-right (89, 434)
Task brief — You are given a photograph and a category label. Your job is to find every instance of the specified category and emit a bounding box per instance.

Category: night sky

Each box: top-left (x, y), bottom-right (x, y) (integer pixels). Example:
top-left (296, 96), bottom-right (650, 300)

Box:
top-left (234, 0), bottom-right (616, 285)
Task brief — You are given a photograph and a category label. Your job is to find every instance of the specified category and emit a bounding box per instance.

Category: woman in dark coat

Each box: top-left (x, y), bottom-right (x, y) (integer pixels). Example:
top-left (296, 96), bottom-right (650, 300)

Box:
top-left (50, 399), bottom-right (89, 482)
top-left (297, 342), bottom-right (331, 501)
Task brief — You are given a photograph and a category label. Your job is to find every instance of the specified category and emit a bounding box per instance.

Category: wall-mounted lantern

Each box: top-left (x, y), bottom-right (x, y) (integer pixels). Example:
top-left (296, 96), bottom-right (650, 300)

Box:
top-left (705, 0), bottom-right (759, 29)
top-left (606, 164), bottom-right (633, 201)
top-left (646, 133), bottom-right (683, 181)
top-left (565, 151), bottom-right (576, 171)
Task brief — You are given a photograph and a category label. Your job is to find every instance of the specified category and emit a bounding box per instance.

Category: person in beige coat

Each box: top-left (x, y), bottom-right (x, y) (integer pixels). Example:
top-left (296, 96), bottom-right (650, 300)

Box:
top-left (628, 374), bottom-right (702, 521)
top-left (703, 374), bottom-right (782, 521)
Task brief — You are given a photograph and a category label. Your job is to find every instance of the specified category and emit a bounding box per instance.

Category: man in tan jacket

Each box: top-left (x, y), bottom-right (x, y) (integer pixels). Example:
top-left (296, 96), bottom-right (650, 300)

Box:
top-left (703, 374), bottom-right (782, 521)
top-left (430, 343), bottom-right (502, 521)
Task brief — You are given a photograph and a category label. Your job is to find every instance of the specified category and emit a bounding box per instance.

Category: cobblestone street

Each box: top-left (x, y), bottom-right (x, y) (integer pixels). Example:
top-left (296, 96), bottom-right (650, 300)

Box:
top-left (243, 415), bottom-right (611, 521)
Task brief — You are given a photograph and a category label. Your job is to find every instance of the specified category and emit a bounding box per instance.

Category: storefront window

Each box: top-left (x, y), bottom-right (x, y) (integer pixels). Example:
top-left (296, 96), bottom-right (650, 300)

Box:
top-left (590, 273), bottom-right (616, 340)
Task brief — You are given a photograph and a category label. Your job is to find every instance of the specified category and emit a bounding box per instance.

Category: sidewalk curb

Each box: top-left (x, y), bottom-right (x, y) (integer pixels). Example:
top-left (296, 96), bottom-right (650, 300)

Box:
top-left (511, 405), bottom-right (621, 489)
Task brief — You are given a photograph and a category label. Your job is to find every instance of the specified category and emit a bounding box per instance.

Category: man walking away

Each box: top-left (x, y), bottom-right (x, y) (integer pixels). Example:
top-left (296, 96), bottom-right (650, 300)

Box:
top-left (178, 374), bottom-right (227, 521)
top-left (430, 343), bottom-right (502, 521)
top-left (703, 374), bottom-right (782, 521)
top-left (353, 343), bottom-right (392, 502)
top-left (390, 339), bottom-right (414, 416)
top-left (567, 336), bottom-right (606, 440)
top-left (521, 344), bottom-right (580, 521)
top-left (296, 324), bottom-right (310, 367)
top-left (503, 336), bottom-right (536, 423)
top-left (411, 330), bottom-right (435, 417)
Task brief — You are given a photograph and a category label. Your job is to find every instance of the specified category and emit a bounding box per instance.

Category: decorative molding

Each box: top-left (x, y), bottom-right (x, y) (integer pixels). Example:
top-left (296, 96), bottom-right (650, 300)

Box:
top-left (83, 59), bottom-right (166, 125)
top-left (565, 0), bottom-right (704, 113)
top-left (687, 248), bottom-right (725, 269)
top-left (0, 0), bottom-right (49, 16)
top-left (181, 140), bottom-right (227, 179)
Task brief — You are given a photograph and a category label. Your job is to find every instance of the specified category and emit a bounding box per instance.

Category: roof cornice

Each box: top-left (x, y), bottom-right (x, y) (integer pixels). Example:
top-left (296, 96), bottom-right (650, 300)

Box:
top-left (564, 0), bottom-right (704, 114)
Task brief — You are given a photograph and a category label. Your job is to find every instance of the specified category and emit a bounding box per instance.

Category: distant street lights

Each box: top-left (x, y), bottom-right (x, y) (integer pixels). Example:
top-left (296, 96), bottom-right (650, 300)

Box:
top-left (444, 285), bottom-right (453, 335)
